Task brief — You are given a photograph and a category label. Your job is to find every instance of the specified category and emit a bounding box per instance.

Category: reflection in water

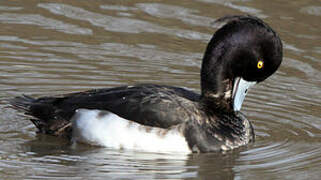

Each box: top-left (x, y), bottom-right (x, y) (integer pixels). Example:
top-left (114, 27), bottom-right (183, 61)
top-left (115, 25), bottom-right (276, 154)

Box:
top-left (0, 0), bottom-right (320, 179)
top-left (18, 134), bottom-right (244, 179)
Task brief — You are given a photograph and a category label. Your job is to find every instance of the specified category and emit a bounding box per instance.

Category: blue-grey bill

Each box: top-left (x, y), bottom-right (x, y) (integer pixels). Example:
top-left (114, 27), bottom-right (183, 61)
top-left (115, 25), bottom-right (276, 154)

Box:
top-left (232, 77), bottom-right (256, 111)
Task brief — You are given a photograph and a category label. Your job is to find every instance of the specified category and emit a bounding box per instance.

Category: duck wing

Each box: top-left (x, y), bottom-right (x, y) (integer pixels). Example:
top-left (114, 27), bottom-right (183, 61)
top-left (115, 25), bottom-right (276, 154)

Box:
top-left (10, 84), bottom-right (200, 137)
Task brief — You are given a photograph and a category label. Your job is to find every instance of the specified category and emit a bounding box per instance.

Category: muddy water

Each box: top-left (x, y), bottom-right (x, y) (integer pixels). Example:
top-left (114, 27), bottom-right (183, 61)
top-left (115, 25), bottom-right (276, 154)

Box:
top-left (0, 0), bottom-right (320, 179)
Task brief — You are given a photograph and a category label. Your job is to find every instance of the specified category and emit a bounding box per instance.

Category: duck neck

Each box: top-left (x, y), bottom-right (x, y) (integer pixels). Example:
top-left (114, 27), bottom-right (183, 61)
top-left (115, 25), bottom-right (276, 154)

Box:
top-left (200, 78), bottom-right (234, 112)
top-left (200, 57), bottom-right (234, 111)
top-left (200, 33), bottom-right (235, 112)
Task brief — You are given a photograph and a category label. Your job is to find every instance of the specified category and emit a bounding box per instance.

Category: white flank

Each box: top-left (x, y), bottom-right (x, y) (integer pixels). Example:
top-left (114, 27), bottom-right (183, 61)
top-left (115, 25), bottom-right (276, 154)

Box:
top-left (71, 109), bottom-right (191, 154)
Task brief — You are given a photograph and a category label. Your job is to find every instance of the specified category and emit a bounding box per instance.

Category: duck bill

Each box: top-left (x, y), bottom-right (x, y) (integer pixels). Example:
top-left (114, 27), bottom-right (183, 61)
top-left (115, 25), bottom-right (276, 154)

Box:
top-left (232, 77), bottom-right (256, 111)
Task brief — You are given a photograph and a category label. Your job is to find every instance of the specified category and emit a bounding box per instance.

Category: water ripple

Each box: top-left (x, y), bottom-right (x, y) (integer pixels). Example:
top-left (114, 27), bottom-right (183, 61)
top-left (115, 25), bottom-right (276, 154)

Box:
top-left (136, 3), bottom-right (214, 27)
top-left (0, 13), bottom-right (92, 35)
top-left (38, 3), bottom-right (211, 41)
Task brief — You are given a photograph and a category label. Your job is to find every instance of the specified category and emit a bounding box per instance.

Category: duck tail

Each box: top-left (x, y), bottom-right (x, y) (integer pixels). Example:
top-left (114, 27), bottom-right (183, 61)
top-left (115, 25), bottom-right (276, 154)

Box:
top-left (9, 95), bottom-right (36, 112)
top-left (9, 95), bottom-right (72, 137)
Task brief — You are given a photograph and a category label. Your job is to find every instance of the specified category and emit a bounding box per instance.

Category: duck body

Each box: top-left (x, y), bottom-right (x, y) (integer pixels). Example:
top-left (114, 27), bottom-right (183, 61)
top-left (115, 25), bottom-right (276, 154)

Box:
top-left (10, 15), bottom-right (282, 153)
top-left (12, 84), bottom-right (254, 153)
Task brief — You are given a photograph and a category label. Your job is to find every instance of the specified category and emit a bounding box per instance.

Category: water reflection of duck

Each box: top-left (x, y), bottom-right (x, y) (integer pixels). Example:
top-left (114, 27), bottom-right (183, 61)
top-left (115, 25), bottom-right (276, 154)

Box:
top-left (10, 15), bottom-right (283, 153)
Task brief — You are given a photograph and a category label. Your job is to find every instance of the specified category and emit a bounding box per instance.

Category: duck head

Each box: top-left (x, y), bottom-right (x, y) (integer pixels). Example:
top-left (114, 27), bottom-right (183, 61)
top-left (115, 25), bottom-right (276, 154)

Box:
top-left (200, 15), bottom-right (283, 112)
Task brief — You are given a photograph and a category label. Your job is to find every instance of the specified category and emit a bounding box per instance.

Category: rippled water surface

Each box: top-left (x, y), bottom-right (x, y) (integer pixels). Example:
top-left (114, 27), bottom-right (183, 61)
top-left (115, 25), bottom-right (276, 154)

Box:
top-left (0, 0), bottom-right (320, 179)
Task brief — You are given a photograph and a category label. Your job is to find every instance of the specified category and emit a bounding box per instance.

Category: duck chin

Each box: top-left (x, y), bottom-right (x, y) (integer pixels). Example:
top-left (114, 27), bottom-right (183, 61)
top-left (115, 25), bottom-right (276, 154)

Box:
top-left (232, 77), bottom-right (256, 111)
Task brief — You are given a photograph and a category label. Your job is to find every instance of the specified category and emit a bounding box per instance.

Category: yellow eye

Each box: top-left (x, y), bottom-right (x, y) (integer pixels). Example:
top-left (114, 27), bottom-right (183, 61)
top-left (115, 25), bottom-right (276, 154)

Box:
top-left (257, 60), bottom-right (264, 69)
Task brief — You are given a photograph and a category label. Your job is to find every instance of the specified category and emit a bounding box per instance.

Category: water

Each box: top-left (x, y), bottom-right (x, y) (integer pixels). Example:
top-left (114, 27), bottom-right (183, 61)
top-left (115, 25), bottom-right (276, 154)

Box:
top-left (0, 0), bottom-right (320, 179)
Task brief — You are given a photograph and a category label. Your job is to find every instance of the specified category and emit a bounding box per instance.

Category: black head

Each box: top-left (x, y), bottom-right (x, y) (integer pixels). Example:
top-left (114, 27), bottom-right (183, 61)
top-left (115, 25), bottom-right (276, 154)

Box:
top-left (200, 15), bottom-right (283, 110)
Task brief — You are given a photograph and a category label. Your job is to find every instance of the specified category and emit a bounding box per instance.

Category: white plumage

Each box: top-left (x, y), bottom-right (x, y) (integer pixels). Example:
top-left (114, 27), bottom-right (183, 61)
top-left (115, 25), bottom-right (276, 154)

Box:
top-left (71, 109), bottom-right (191, 153)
